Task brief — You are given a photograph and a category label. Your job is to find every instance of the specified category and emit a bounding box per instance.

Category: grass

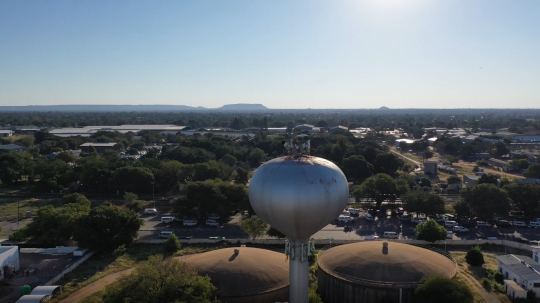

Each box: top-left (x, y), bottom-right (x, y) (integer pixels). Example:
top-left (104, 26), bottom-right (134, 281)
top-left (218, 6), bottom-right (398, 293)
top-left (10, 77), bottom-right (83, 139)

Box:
top-left (0, 198), bottom-right (63, 221)
top-left (51, 243), bottom-right (224, 302)
top-left (455, 273), bottom-right (485, 303)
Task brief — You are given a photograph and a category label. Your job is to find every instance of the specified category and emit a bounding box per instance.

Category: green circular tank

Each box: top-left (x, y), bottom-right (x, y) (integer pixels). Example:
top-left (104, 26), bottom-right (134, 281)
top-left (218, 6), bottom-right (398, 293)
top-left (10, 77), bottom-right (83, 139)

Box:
top-left (20, 285), bottom-right (31, 295)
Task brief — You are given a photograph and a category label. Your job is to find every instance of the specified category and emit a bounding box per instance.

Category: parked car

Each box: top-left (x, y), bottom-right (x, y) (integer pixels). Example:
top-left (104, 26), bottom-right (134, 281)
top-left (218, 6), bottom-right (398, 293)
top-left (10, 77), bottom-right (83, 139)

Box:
top-left (208, 214), bottom-right (220, 220)
top-left (444, 220), bottom-right (458, 228)
top-left (465, 236), bottom-right (477, 240)
top-left (159, 231), bottom-right (174, 238)
top-left (476, 221), bottom-right (492, 227)
top-left (338, 215), bottom-right (352, 222)
top-left (177, 235), bottom-right (193, 239)
top-left (529, 222), bottom-right (540, 228)
top-left (364, 235), bottom-right (380, 241)
top-left (496, 220), bottom-right (512, 228)
top-left (411, 217), bottom-right (426, 224)
top-left (399, 214), bottom-right (411, 221)
top-left (206, 219), bottom-right (219, 227)
top-left (512, 221), bottom-right (527, 228)
top-left (453, 226), bottom-right (469, 233)
top-left (183, 219), bottom-right (198, 227)
top-left (446, 231), bottom-right (453, 239)
top-left (365, 213), bottom-right (374, 222)
top-left (144, 208), bottom-right (157, 215)
top-left (160, 216), bottom-right (175, 224)
top-left (347, 208), bottom-right (360, 215)
top-left (209, 236), bottom-right (226, 240)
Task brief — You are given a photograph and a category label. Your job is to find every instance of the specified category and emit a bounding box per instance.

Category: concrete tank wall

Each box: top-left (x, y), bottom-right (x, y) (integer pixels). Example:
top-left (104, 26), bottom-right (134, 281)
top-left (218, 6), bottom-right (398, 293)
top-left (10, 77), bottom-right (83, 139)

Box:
top-left (220, 286), bottom-right (289, 303)
top-left (317, 269), bottom-right (415, 303)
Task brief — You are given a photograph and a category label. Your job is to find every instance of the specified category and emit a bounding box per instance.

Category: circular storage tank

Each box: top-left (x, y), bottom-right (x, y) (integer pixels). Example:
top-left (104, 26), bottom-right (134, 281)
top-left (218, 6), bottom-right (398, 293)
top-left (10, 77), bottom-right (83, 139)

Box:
top-left (317, 242), bottom-right (456, 303)
top-left (184, 247), bottom-right (289, 303)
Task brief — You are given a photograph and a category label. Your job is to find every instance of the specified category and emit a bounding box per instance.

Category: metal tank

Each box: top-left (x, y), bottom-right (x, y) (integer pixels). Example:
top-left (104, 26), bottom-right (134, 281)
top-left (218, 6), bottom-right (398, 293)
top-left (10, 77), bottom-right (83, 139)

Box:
top-left (248, 142), bottom-right (349, 303)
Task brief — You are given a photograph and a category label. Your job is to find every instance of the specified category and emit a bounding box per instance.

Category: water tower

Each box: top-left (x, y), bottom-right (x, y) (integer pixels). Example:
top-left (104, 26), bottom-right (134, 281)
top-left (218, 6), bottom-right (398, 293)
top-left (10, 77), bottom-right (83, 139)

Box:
top-left (248, 140), bottom-right (349, 303)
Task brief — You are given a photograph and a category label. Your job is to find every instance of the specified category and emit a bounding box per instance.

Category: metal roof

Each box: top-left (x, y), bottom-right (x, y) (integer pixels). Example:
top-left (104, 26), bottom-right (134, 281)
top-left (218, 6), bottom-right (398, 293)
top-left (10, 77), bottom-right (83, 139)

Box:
top-left (79, 143), bottom-right (117, 147)
top-left (496, 254), bottom-right (540, 281)
top-left (15, 295), bottom-right (50, 303)
top-left (30, 286), bottom-right (62, 296)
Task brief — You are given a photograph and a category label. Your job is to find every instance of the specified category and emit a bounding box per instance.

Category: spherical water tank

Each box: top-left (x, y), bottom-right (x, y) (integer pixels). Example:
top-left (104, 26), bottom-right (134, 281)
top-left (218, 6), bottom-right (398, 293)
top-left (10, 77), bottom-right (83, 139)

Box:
top-left (248, 156), bottom-right (349, 240)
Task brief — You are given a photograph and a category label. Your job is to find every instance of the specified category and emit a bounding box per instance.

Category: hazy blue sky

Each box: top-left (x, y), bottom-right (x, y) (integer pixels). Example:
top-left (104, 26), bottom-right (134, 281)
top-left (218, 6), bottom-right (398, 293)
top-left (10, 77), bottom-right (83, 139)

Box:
top-left (1, 1), bottom-right (539, 108)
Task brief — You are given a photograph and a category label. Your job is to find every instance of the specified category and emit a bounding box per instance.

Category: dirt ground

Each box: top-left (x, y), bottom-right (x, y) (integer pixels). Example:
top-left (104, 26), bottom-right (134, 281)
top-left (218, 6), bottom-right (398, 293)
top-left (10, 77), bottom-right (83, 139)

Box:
top-left (0, 253), bottom-right (73, 303)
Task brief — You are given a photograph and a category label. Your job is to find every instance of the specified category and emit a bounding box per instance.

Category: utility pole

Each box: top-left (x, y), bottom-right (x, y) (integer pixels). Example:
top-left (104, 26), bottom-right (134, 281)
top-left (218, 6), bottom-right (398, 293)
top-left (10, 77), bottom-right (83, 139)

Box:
top-left (151, 182), bottom-right (155, 208)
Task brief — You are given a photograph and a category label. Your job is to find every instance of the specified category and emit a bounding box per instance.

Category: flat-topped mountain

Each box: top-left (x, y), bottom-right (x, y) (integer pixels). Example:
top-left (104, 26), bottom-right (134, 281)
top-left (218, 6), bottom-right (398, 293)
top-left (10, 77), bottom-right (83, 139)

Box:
top-left (218, 104), bottom-right (268, 111)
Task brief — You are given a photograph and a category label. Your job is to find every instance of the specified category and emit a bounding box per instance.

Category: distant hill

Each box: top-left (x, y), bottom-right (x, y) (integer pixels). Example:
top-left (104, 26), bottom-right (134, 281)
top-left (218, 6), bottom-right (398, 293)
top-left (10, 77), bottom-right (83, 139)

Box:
top-left (0, 105), bottom-right (206, 112)
top-left (218, 104), bottom-right (268, 111)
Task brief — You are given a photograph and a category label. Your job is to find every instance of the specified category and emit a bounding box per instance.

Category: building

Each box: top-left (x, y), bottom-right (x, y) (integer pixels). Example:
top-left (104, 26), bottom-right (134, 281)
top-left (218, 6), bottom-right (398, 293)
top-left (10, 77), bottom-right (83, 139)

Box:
top-left (0, 144), bottom-right (25, 152)
top-left (518, 178), bottom-right (540, 185)
top-left (489, 158), bottom-right (510, 169)
top-left (475, 153), bottom-right (491, 160)
top-left (329, 125), bottom-right (348, 134)
top-left (293, 124), bottom-right (315, 132)
top-left (423, 161), bottom-right (438, 175)
top-left (0, 130), bottom-right (13, 137)
top-left (496, 250), bottom-right (540, 300)
top-left (50, 125), bottom-right (188, 137)
top-left (394, 139), bottom-right (416, 149)
top-left (0, 246), bottom-right (20, 280)
top-left (10, 125), bottom-right (40, 134)
top-left (317, 242), bottom-right (456, 303)
top-left (463, 174), bottom-right (481, 187)
top-left (79, 142), bottom-right (117, 154)
top-left (183, 247), bottom-right (289, 303)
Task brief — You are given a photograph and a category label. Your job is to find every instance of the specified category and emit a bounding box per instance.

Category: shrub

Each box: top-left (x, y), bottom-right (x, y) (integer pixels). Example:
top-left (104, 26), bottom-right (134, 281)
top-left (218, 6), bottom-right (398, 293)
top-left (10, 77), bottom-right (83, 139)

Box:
top-left (308, 289), bottom-right (323, 303)
top-left (126, 200), bottom-right (145, 212)
top-left (481, 278), bottom-right (492, 290)
top-left (466, 246), bottom-right (485, 266)
top-left (165, 234), bottom-right (182, 252)
top-left (415, 275), bottom-right (473, 303)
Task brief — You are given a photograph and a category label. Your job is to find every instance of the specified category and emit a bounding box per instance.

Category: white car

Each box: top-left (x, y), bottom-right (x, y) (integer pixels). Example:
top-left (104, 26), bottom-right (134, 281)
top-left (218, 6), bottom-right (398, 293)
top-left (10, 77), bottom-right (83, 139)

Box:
top-left (183, 220), bottom-right (198, 227)
top-left (365, 213), bottom-right (374, 221)
top-left (206, 219), bottom-right (219, 227)
top-left (338, 215), bottom-right (351, 222)
top-left (446, 231), bottom-right (453, 239)
top-left (364, 235), bottom-right (380, 241)
top-left (208, 214), bottom-right (220, 220)
top-left (476, 221), bottom-right (492, 227)
top-left (453, 226), bottom-right (469, 233)
top-left (144, 208), bottom-right (157, 215)
top-left (347, 208), bottom-right (360, 215)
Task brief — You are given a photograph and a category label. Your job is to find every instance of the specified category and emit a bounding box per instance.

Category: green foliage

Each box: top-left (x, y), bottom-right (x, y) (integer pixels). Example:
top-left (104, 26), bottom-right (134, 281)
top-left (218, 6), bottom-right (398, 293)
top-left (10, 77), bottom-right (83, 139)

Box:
top-left (481, 277), bottom-right (492, 290)
top-left (341, 155), bottom-right (374, 184)
top-left (100, 255), bottom-right (218, 303)
top-left (478, 173), bottom-right (499, 185)
top-left (419, 177), bottom-right (431, 187)
top-left (0, 152), bottom-right (32, 184)
top-left (504, 182), bottom-right (540, 218)
top-left (309, 289), bottom-right (323, 303)
top-left (62, 193), bottom-right (91, 206)
top-left (9, 226), bottom-right (28, 241)
top-left (374, 153), bottom-right (403, 176)
top-left (74, 204), bottom-right (144, 252)
top-left (525, 164), bottom-right (540, 179)
top-left (110, 166), bottom-right (155, 194)
top-left (174, 179), bottom-right (247, 218)
top-left (165, 234), bottom-right (181, 252)
top-left (423, 150), bottom-right (434, 160)
top-left (219, 154), bottom-right (237, 166)
top-left (240, 217), bottom-right (269, 240)
top-left (402, 191), bottom-right (445, 217)
top-left (415, 275), bottom-right (473, 303)
top-left (247, 148), bottom-right (266, 166)
top-left (466, 246), bottom-right (485, 266)
top-left (460, 183), bottom-right (511, 220)
top-left (353, 173), bottom-right (401, 208)
top-left (416, 220), bottom-right (447, 243)
top-left (234, 167), bottom-right (249, 184)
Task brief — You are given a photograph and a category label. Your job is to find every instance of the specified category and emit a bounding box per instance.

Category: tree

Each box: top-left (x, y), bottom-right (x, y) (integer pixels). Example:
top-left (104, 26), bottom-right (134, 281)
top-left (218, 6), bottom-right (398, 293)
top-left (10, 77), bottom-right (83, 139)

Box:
top-left (174, 179), bottom-right (247, 218)
top-left (341, 155), bottom-right (374, 184)
top-left (504, 183), bottom-right (540, 218)
top-left (219, 154), bottom-right (238, 166)
top-left (234, 168), bottom-right (249, 185)
top-left (478, 173), bottom-right (498, 185)
top-left (110, 166), bottom-right (155, 194)
top-left (466, 246), bottom-right (485, 266)
top-left (416, 220), bottom-right (447, 243)
top-left (446, 155), bottom-right (459, 166)
top-left (247, 148), bottom-right (266, 166)
top-left (267, 227), bottom-right (286, 238)
top-left (352, 174), bottom-right (398, 209)
top-left (0, 152), bottom-right (32, 184)
top-left (453, 200), bottom-right (472, 217)
top-left (419, 177), bottom-right (431, 188)
top-left (56, 151), bottom-right (77, 163)
top-left (374, 153), bottom-right (403, 176)
top-left (402, 191), bottom-right (445, 217)
top-left (423, 150), bottom-right (434, 161)
top-left (74, 204), bottom-right (144, 252)
top-left (525, 164), bottom-right (540, 179)
top-left (101, 255), bottom-right (217, 303)
top-left (446, 175), bottom-right (461, 184)
top-left (460, 184), bottom-right (511, 220)
top-left (510, 159), bottom-right (530, 170)
top-left (165, 234), bottom-right (182, 252)
top-left (62, 193), bottom-right (91, 206)
top-left (492, 142), bottom-right (509, 158)
top-left (240, 217), bottom-right (269, 240)
top-left (415, 275), bottom-right (473, 303)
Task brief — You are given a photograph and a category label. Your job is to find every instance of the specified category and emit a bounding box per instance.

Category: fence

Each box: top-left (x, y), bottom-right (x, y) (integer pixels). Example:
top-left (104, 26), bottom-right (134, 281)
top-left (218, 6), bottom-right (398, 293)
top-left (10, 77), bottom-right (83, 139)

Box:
top-left (44, 252), bottom-right (94, 286)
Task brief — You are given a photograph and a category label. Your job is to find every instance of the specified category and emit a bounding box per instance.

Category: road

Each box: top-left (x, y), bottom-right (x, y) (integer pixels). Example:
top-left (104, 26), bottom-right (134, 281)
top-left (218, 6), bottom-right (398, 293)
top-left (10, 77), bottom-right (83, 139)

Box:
top-left (389, 148), bottom-right (421, 169)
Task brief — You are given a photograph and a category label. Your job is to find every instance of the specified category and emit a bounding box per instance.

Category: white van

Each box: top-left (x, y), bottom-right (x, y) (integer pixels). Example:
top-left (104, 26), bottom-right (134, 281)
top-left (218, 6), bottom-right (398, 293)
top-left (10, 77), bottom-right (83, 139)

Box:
top-left (161, 216), bottom-right (174, 224)
top-left (444, 220), bottom-right (458, 228)
top-left (383, 231), bottom-right (399, 239)
top-left (144, 208), bottom-right (157, 214)
top-left (513, 221), bottom-right (527, 228)
top-left (529, 222), bottom-right (540, 228)
top-left (183, 219), bottom-right (198, 226)
top-left (338, 215), bottom-right (351, 222)
top-left (446, 231), bottom-right (453, 239)
top-left (159, 231), bottom-right (173, 238)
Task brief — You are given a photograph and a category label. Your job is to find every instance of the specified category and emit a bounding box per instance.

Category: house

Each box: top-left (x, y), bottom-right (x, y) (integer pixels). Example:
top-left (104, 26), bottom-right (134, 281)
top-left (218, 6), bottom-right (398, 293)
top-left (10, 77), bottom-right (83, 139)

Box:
top-left (394, 139), bottom-right (416, 149)
top-left (329, 125), bottom-right (348, 134)
top-left (518, 178), bottom-right (540, 185)
top-left (423, 161), bottom-right (438, 175)
top-left (496, 250), bottom-right (540, 299)
top-left (463, 175), bottom-right (480, 187)
top-left (475, 153), bottom-right (491, 160)
top-left (293, 124), bottom-right (315, 132)
top-left (79, 142), bottom-right (117, 154)
top-left (0, 144), bottom-right (25, 152)
top-left (0, 246), bottom-right (20, 280)
top-left (0, 130), bottom-right (12, 137)
top-left (489, 158), bottom-right (510, 169)
top-left (10, 125), bottom-right (40, 134)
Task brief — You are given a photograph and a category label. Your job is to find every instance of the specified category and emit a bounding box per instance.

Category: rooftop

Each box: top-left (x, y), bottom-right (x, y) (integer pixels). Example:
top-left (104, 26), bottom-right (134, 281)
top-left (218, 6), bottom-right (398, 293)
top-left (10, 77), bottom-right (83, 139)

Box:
top-left (79, 143), bottom-right (117, 147)
top-left (496, 254), bottom-right (540, 281)
top-left (0, 144), bottom-right (24, 150)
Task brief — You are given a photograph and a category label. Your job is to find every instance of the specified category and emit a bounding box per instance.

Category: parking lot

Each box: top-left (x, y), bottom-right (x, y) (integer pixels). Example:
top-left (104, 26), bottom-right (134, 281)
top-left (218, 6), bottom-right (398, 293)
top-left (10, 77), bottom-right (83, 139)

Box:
top-left (137, 210), bottom-right (540, 243)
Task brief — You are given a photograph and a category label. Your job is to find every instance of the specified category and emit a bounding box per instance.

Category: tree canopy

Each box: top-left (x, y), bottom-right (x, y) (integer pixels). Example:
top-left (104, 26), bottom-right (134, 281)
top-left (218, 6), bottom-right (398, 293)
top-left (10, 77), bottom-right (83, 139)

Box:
top-left (460, 184), bottom-right (511, 220)
top-left (402, 191), bottom-right (445, 217)
top-left (415, 275), bottom-right (474, 303)
top-left (416, 220), bottom-right (447, 243)
top-left (353, 173), bottom-right (404, 209)
top-left (240, 217), bottom-right (269, 240)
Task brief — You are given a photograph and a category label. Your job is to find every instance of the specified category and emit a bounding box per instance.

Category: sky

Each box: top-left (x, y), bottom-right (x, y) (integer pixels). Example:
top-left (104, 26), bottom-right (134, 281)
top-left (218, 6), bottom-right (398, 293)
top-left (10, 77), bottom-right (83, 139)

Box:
top-left (1, 1), bottom-right (539, 109)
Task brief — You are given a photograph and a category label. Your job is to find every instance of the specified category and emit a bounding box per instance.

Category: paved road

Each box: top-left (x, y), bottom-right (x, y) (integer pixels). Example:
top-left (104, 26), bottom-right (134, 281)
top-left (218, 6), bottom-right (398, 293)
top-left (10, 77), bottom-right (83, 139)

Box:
top-left (0, 218), bottom-right (31, 240)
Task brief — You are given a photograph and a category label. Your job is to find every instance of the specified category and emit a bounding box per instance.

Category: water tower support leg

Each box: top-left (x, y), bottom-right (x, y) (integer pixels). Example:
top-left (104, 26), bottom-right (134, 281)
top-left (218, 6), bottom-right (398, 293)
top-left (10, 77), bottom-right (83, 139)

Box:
top-left (289, 239), bottom-right (309, 303)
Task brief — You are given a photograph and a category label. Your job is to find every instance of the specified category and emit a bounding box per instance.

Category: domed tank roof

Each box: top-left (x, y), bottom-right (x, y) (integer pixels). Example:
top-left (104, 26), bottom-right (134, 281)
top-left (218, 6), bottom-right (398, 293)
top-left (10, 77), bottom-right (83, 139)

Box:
top-left (184, 247), bottom-right (289, 296)
top-left (248, 156), bottom-right (349, 240)
top-left (318, 242), bottom-right (456, 285)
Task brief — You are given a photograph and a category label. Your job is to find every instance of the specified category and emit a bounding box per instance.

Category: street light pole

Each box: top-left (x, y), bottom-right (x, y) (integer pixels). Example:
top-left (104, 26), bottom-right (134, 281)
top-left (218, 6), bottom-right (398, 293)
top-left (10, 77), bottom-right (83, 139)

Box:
top-left (151, 182), bottom-right (155, 208)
